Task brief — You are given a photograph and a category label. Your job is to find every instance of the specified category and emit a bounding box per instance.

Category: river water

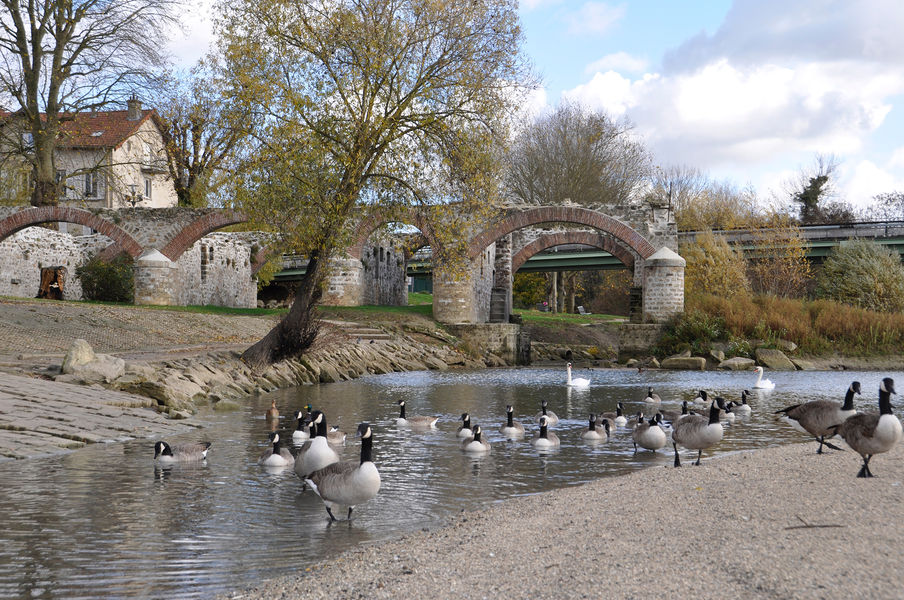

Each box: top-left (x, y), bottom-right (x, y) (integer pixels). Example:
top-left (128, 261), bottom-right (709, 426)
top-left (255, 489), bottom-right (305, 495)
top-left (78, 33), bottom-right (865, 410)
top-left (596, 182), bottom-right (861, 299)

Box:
top-left (0, 366), bottom-right (899, 599)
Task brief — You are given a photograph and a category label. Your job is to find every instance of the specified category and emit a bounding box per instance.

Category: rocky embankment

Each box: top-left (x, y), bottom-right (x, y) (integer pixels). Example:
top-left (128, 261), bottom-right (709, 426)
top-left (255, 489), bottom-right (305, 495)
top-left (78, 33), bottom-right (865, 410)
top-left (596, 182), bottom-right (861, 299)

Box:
top-left (54, 321), bottom-right (485, 419)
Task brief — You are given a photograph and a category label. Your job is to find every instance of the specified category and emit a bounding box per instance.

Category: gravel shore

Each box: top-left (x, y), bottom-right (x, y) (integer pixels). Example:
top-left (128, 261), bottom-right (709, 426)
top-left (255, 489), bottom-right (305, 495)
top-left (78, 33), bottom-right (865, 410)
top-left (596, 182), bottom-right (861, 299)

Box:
top-left (224, 441), bottom-right (904, 600)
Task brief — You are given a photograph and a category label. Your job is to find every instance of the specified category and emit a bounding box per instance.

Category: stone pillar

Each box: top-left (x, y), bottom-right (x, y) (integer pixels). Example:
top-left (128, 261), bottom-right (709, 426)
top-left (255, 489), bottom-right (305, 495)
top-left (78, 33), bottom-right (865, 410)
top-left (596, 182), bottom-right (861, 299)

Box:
top-left (322, 256), bottom-right (364, 306)
top-left (492, 235), bottom-right (513, 322)
top-left (434, 246), bottom-right (495, 323)
top-left (642, 247), bottom-right (685, 323)
top-left (133, 249), bottom-right (179, 305)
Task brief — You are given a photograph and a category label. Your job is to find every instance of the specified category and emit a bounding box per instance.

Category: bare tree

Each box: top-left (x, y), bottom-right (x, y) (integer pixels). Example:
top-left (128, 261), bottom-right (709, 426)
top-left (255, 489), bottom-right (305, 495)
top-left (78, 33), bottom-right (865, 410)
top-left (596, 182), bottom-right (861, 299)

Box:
top-left (505, 101), bottom-right (650, 206)
top-left (0, 0), bottom-right (182, 206)
top-left (647, 164), bottom-right (709, 218)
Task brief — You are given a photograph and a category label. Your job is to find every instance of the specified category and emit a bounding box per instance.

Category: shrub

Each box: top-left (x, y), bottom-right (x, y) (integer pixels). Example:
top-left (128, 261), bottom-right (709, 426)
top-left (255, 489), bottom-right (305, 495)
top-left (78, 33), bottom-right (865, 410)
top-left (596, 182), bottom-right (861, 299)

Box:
top-left (76, 255), bottom-right (134, 302)
top-left (679, 231), bottom-right (750, 299)
top-left (815, 239), bottom-right (904, 312)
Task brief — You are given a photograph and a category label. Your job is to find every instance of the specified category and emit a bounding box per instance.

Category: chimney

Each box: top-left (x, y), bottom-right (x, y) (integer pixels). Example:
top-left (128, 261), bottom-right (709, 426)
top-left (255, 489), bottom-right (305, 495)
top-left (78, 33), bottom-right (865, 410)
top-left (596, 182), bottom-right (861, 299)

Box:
top-left (127, 95), bottom-right (141, 121)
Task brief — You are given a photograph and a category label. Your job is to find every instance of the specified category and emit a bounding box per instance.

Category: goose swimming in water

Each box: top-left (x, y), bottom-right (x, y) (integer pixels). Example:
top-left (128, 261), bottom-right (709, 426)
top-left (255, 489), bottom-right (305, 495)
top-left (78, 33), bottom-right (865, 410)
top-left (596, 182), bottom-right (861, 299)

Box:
top-left (461, 425), bottom-right (491, 453)
top-left (396, 400), bottom-right (439, 429)
top-left (775, 381), bottom-right (860, 453)
top-left (499, 405), bottom-right (525, 439)
top-left (294, 410), bottom-right (340, 479)
top-left (154, 441), bottom-right (211, 464)
top-left (306, 423), bottom-right (381, 521)
top-left (292, 410), bottom-right (311, 441)
top-left (836, 378), bottom-right (902, 477)
top-left (531, 415), bottom-right (560, 448)
top-left (534, 400), bottom-right (559, 426)
top-left (632, 415), bottom-right (666, 452)
top-left (566, 362), bottom-right (591, 388)
top-left (753, 366), bottom-right (775, 390)
top-left (600, 402), bottom-right (627, 427)
top-left (258, 432), bottom-right (294, 467)
top-left (644, 387), bottom-right (662, 404)
top-left (581, 415), bottom-right (610, 441)
top-left (457, 413), bottom-right (473, 439)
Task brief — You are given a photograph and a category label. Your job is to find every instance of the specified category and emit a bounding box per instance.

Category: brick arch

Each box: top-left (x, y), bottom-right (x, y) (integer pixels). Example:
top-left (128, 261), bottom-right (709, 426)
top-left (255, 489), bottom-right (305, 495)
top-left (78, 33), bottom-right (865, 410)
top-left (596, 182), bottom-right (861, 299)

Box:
top-left (348, 210), bottom-right (439, 261)
top-left (511, 232), bottom-right (637, 273)
top-left (468, 206), bottom-right (656, 261)
top-left (0, 206), bottom-right (143, 257)
top-left (159, 210), bottom-right (247, 261)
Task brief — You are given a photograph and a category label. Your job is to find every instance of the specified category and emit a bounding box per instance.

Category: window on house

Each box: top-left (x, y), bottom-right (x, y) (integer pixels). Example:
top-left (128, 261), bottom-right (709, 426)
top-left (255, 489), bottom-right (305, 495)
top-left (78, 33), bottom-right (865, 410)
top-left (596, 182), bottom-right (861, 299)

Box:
top-left (84, 172), bottom-right (99, 198)
top-left (144, 178), bottom-right (152, 200)
top-left (21, 132), bottom-right (33, 149)
top-left (143, 142), bottom-right (152, 165)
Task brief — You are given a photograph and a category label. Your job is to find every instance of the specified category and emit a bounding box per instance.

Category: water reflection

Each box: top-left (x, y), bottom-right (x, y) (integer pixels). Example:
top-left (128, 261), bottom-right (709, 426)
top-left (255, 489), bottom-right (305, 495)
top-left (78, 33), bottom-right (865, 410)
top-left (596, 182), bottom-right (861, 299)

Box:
top-left (0, 367), bottom-right (900, 599)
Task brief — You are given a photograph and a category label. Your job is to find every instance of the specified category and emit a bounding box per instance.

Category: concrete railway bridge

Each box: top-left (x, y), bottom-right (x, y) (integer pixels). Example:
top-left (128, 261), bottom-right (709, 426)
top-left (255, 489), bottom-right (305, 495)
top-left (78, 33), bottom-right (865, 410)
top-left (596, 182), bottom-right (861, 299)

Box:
top-left (0, 202), bottom-right (685, 325)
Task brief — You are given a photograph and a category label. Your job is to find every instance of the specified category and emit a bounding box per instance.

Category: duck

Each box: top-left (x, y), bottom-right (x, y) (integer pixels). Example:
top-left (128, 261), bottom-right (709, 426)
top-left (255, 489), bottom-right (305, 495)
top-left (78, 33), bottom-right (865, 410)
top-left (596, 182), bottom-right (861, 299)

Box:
top-left (534, 400), bottom-right (559, 426)
top-left (305, 423), bottom-right (381, 521)
top-left (601, 402), bottom-right (628, 427)
top-left (396, 400), bottom-right (439, 428)
top-left (294, 410), bottom-right (340, 478)
top-left (461, 425), bottom-right (491, 453)
top-left (566, 362), bottom-right (591, 388)
top-left (265, 399), bottom-right (279, 422)
top-left (154, 441), bottom-right (211, 463)
top-left (292, 410), bottom-right (311, 441)
top-left (671, 401), bottom-right (724, 467)
top-left (582, 415), bottom-right (610, 441)
top-left (632, 415), bottom-right (666, 452)
top-left (258, 432), bottom-right (294, 467)
top-left (775, 381), bottom-right (861, 454)
top-left (328, 426), bottom-right (348, 445)
top-left (644, 387), bottom-right (662, 404)
top-left (499, 405), bottom-right (525, 439)
top-left (836, 378), bottom-right (902, 477)
top-left (531, 415), bottom-right (560, 448)
top-left (753, 366), bottom-right (775, 390)
top-left (457, 413), bottom-right (474, 439)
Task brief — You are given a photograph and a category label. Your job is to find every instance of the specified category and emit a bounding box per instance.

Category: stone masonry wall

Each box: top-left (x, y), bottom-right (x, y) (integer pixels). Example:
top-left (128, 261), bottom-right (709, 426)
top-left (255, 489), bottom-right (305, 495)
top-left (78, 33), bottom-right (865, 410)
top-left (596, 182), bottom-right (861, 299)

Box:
top-left (643, 262), bottom-right (684, 322)
top-left (323, 238), bottom-right (407, 307)
top-left (176, 233), bottom-right (257, 308)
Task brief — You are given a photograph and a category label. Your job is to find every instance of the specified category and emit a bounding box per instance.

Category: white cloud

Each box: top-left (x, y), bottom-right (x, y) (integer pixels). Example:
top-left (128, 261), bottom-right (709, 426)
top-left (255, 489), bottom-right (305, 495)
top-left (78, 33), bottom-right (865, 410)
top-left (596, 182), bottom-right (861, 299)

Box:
top-left (841, 160), bottom-right (904, 208)
top-left (165, 3), bottom-right (216, 67)
top-left (585, 52), bottom-right (648, 75)
top-left (888, 146), bottom-right (904, 169)
top-left (566, 2), bottom-right (626, 35)
top-left (562, 70), bottom-right (642, 116)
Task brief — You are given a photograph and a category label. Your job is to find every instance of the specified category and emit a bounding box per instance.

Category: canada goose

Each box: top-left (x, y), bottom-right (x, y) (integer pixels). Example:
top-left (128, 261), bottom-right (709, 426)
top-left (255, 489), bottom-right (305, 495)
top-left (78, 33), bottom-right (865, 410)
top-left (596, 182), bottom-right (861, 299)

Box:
top-left (644, 387), bottom-right (662, 404)
top-left (292, 410), bottom-right (311, 441)
top-left (715, 397), bottom-right (735, 424)
top-left (258, 432), bottom-right (295, 467)
top-left (582, 415), bottom-right (610, 441)
top-left (461, 425), bottom-right (492, 453)
top-left (632, 416), bottom-right (666, 451)
top-left (306, 423), bottom-right (381, 521)
top-left (671, 401), bottom-right (724, 467)
top-left (693, 390), bottom-right (708, 405)
top-left (836, 378), bottom-right (902, 477)
top-left (328, 426), bottom-right (347, 445)
top-left (534, 400), bottom-right (559, 426)
top-left (457, 413), bottom-right (473, 439)
top-left (566, 362), bottom-right (591, 388)
top-left (733, 390), bottom-right (752, 414)
top-left (396, 400), bottom-right (439, 428)
top-left (499, 405), bottom-right (525, 439)
top-left (601, 402), bottom-right (627, 427)
top-left (531, 415), bottom-right (560, 448)
top-left (294, 410), bottom-right (340, 478)
top-left (626, 411), bottom-right (645, 428)
top-left (775, 381), bottom-right (861, 453)
top-left (154, 441), bottom-right (211, 463)
top-left (660, 401), bottom-right (692, 424)
top-left (753, 366), bottom-right (775, 390)
top-left (265, 399), bottom-right (279, 421)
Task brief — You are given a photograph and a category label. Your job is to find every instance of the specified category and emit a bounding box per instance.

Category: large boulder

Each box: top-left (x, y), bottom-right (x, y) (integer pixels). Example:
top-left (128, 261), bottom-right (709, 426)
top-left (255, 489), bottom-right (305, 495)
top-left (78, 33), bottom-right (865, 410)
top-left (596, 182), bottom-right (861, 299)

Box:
top-left (660, 356), bottom-right (707, 370)
top-left (60, 339), bottom-right (125, 383)
top-left (755, 348), bottom-right (797, 370)
top-left (719, 357), bottom-right (756, 371)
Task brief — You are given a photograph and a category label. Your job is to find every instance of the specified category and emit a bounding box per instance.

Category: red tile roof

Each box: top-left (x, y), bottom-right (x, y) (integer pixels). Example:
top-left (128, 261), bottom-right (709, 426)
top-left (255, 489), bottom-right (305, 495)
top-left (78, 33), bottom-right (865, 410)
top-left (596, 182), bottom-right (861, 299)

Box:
top-left (0, 108), bottom-right (163, 149)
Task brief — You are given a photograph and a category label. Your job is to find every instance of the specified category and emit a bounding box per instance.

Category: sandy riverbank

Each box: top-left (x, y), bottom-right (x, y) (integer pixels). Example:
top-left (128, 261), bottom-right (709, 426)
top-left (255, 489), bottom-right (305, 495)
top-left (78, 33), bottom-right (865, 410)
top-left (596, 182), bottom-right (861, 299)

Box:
top-left (222, 441), bottom-right (904, 599)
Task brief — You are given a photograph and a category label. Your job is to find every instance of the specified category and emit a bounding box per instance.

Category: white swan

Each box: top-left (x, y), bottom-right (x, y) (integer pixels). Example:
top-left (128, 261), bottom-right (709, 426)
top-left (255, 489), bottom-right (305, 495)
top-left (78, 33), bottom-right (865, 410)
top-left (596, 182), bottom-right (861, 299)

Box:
top-left (566, 362), bottom-right (590, 388)
top-left (753, 366), bottom-right (775, 390)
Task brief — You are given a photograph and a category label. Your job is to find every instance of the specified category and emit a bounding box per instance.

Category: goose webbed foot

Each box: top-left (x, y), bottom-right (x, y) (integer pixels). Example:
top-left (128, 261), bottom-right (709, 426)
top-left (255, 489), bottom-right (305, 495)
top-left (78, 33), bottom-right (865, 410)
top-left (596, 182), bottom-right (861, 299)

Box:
top-left (673, 443), bottom-right (681, 467)
top-left (326, 507), bottom-right (338, 521)
top-left (694, 450), bottom-right (702, 466)
top-left (816, 437), bottom-right (824, 454)
top-left (857, 456), bottom-right (875, 477)
top-left (347, 507), bottom-right (354, 520)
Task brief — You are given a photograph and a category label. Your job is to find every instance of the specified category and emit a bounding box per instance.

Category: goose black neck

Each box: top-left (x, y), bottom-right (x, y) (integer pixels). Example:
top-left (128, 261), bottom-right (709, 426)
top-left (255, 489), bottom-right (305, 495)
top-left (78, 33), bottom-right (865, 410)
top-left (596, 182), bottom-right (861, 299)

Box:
top-left (399, 403), bottom-right (406, 419)
top-left (317, 418), bottom-right (328, 438)
top-left (463, 416), bottom-right (470, 429)
top-left (616, 405), bottom-right (623, 417)
top-left (879, 390), bottom-right (893, 415)
top-left (507, 412), bottom-right (514, 427)
top-left (588, 416), bottom-right (596, 430)
top-left (295, 418), bottom-right (306, 432)
top-left (540, 424), bottom-right (548, 438)
top-left (473, 429), bottom-right (482, 443)
top-left (842, 387), bottom-right (857, 410)
top-left (273, 439), bottom-right (282, 453)
top-left (360, 433), bottom-right (373, 464)
top-left (708, 402), bottom-right (721, 425)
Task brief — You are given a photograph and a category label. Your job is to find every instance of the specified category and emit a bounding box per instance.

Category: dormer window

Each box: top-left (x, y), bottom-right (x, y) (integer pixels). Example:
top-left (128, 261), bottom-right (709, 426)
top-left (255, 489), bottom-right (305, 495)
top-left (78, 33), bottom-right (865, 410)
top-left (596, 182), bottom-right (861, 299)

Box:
top-left (91, 131), bottom-right (103, 137)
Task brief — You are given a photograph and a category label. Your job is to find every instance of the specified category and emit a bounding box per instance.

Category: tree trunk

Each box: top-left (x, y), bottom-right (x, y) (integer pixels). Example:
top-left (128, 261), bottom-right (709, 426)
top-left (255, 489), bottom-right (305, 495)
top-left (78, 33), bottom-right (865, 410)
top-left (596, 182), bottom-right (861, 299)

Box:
top-left (241, 252), bottom-right (326, 369)
top-left (31, 177), bottom-right (58, 207)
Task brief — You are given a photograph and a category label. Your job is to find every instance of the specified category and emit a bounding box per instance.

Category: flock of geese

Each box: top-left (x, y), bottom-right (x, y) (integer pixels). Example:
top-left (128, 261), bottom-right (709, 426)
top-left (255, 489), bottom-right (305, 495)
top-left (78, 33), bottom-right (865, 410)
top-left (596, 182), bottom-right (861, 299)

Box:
top-left (153, 365), bottom-right (904, 521)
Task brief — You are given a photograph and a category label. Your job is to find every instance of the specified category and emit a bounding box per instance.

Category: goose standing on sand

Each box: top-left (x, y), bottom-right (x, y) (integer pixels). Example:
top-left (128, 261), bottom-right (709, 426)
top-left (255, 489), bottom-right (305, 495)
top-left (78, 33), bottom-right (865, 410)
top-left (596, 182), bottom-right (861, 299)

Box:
top-left (534, 400), bottom-right (559, 426)
top-left (457, 413), bottom-right (474, 438)
top-left (566, 362), bottom-right (591, 388)
top-left (775, 381), bottom-right (861, 454)
top-left (601, 402), bottom-right (628, 427)
top-left (632, 415), bottom-right (666, 452)
top-left (753, 366), bottom-right (775, 390)
top-left (532, 415), bottom-right (560, 448)
top-left (499, 405), bottom-right (525, 439)
top-left (294, 410), bottom-right (340, 479)
top-left (306, 423), bottom-right (381, 521)
top-left (644, 387), bottom-right (662, 405)
top-left (258, 432), bottom-right (295, 467)
top-left (461, 425), bottom-right (492, 453)
top-left (582, 415), bottom-right (610, 441)
top-left (671, 401), bottom-right (724, 467)
top-left (292, 410), bottom-right (311, 441)
top-left (396, 400), bottom-right (439, 428)
top-left (837, 378), bottom-right (902, 477)
top-left (154, 441), bottom-right (211, 463)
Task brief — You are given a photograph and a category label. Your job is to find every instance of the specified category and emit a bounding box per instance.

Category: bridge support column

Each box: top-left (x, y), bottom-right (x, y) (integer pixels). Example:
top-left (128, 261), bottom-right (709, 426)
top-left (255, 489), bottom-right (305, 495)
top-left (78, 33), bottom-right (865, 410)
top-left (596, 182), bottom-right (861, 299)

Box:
top-left (133, 249), bottom-right (180, 306)
top-left (642, 247), bottom-right (685, 323)
top-left (434, 246), bottom-right (496, 324)
top-left (322, 257), bottom-right (364, 306)
top-left (490, 235), bottom-right (513, 323)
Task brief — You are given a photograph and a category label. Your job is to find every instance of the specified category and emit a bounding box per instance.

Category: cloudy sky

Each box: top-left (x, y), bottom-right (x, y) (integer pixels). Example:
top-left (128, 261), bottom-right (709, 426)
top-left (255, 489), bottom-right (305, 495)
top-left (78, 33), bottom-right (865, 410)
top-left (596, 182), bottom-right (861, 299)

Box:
top-left (170, 0), bottom-right (904, 210)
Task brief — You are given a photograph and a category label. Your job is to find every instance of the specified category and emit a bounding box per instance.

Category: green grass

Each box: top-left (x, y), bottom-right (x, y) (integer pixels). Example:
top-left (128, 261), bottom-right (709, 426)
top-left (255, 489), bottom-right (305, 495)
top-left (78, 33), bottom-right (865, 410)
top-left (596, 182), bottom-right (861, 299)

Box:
top-left (408, 292), bottom-right (433, 305)
top-left (515, 308), bottom-right (625, 327)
